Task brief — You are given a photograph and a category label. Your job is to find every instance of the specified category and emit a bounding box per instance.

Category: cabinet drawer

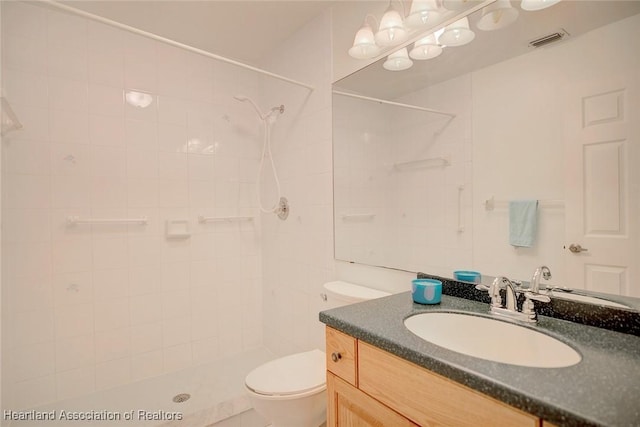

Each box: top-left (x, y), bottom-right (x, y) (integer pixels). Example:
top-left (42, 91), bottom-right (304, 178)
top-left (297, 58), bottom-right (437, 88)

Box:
top-left (326, 327), bottom-right (357, 386)
top-left (358, 342), bottom-right (539, 427)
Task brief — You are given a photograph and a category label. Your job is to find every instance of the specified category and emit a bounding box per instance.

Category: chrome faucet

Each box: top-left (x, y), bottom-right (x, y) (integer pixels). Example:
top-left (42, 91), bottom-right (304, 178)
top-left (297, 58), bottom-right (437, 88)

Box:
top-left (530, 266), bottom-right (552, 293)
top-left (476, 276), bottom-right (550, 323)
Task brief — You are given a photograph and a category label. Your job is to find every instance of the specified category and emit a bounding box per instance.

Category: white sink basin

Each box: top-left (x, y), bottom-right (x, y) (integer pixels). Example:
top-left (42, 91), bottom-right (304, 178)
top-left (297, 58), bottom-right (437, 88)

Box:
top-left (404, 312), bottom-right (581, 368)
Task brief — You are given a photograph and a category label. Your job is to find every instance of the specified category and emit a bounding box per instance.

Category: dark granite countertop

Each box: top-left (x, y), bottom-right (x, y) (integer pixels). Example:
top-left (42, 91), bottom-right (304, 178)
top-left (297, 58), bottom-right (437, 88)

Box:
top-left (319, 292), bottom-right (640, 427)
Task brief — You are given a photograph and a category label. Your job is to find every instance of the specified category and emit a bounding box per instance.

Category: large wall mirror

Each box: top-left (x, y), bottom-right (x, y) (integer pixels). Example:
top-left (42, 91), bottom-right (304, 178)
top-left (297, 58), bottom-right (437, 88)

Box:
top-left (333, 0), bottom-right (640, 309)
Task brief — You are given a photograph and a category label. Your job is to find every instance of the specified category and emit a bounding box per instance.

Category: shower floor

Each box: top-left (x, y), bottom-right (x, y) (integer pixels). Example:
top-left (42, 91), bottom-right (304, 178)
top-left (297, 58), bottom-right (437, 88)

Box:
top-left (8, 347), bottom-right (274, 427)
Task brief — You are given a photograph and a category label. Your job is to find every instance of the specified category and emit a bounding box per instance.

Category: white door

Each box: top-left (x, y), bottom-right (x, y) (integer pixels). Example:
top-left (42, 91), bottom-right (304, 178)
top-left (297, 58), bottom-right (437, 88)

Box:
top-left (564, 73), bottom-right (639, 297)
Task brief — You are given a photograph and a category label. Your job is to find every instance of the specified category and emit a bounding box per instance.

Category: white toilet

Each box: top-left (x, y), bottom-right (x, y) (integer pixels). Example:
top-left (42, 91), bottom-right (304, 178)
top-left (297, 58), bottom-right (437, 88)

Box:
top-left (244, 281), bottom-right (390, 427)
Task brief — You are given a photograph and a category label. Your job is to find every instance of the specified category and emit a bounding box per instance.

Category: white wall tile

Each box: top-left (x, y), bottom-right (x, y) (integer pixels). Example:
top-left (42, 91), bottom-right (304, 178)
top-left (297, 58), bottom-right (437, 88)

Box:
top-left (49, 109), bottom-right (89, 144)
top-left (130, 293), bottom-right (162, 325)
top-left (5, 104), bottom-right (49, 142)
top-left (130, 322), bottom-right (162, 355)
top-left (95, 358), bottom-right (131, 391)
top-left (55, 334), bottom-right (95, 372)
top-left (48, 76), bottom-right (88, 113)
top-left (53, 271), bottom-right (93, 307)
top-left (13, 376), bottom-right (56, 410)
top-left (95, 327), bottom-right (131, 363)
top-left (129, 266), bottom-right (162, 295)
top-left (89, 84), bottom-right (124, 117)
top-left (126, 119), bottom-right (158, 148)
top-left (3, 2), bottom-right (47, 41)
top-left (13, 342), bottom-right (56, 382)
top-left (161, 290), bottom-right (190, 319)
top-left (56, 366), bottom-right (95, 400)
top-left (93, 268), bottom-right (129, 300)
top-left (94, 298), bottom-right (130, 332)
top-left (3, 33), bottom-right (47, 75)
top-left (89, 114), bottom-right (125, 146)
top-left (123, 33), bottom-right (157, 93)
top-left (55, 303), bottom-right (93, 340)
top-left (163, 343), bottom-right (192, 373)
top-left (162, 316), bottom-right (190, 347)
top-left (5, 174), bottom-right (51, 209)
top-left (3, 68), bottom-right (48, 107)
top-left (131, 350), bottom-right (163, 381)
top-left (52, 238), bottom-right (92, 273)
top-left (88, 22), bottom-right (124, 87)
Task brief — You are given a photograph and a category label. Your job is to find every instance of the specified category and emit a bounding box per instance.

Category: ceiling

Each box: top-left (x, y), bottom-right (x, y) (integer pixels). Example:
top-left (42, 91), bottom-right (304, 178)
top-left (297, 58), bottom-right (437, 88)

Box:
top-left (59, 0), bottom-right (338, 66)
top-left (56, 0), bottom-right (640, 99)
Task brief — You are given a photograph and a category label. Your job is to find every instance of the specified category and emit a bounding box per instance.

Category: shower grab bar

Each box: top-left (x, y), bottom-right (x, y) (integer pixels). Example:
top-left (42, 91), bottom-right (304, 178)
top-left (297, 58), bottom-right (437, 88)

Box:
top-left (484, 197), bottom-right (564, 211)
top-left (393, 156), bottom-right (451, 170)
top-left (44, 1), bottom-right (314, 92)
top-left (341, 213), bottom-right (376, 220)
top-left (198, 216), bottom-right (254, 223)
top-left (66, 216), bottom-right (148, 226)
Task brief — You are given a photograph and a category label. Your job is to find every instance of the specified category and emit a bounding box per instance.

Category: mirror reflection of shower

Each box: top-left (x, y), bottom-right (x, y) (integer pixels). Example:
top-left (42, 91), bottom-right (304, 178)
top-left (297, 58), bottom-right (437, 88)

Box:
top-left (234, 95), bottom-right (289, 220)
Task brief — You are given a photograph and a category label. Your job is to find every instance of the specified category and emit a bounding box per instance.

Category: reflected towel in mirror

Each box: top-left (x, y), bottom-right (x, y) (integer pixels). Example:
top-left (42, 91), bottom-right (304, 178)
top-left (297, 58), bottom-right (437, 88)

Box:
top-left (509, 200), bottom-right (538, 247)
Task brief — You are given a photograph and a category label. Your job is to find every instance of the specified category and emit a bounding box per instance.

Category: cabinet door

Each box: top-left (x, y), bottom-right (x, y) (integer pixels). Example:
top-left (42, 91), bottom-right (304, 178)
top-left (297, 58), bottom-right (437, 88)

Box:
top-left (327, 372), bottom-right (418, 427)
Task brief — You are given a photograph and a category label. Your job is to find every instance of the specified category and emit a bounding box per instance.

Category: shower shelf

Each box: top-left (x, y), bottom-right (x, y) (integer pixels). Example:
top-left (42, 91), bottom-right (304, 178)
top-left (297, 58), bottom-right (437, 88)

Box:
top-left (66, 216), bottom-right (148, 226)
top-left (198, 216), bottom-right (254, 223)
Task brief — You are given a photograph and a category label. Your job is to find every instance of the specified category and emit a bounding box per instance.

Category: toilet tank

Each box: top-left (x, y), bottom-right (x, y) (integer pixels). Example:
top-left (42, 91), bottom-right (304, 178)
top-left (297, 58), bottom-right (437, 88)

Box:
top-left (323, 281), bottom-right (391, 306)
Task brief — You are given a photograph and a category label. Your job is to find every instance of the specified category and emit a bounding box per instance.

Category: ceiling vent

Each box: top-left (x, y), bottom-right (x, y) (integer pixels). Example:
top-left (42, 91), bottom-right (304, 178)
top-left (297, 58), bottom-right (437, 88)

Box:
top-left (528, 29), bottom-right (570, 48)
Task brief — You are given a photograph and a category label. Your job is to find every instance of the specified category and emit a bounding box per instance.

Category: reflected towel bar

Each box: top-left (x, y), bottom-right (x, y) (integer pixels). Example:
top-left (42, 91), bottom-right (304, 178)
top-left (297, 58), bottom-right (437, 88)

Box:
top-left (484, 197), bottom-right (564, 211)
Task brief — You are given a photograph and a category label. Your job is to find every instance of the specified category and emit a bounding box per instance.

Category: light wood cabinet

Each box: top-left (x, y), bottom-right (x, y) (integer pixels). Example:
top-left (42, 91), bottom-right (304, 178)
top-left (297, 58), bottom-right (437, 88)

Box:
top-left (325, 326), bottom-right (542, 427)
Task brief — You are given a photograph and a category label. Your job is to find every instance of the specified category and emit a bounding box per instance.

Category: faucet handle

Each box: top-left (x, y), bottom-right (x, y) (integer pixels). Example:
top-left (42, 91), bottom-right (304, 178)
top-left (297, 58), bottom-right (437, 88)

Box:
top-left (523, 291), bottom-right (551, 303)
top-left (475, 284), bottom-right (490, 292)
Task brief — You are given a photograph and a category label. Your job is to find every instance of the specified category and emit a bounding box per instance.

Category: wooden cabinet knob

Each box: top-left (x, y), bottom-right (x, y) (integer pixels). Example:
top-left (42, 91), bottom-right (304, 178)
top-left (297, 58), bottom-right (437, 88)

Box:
top-left (331, 352), bottom-right (342, 362)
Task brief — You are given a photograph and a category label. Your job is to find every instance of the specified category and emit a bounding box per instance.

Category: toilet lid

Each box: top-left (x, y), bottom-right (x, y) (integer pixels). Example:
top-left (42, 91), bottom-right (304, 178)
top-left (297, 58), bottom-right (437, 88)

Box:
top-left (245, 349), bottom-right (326, 396)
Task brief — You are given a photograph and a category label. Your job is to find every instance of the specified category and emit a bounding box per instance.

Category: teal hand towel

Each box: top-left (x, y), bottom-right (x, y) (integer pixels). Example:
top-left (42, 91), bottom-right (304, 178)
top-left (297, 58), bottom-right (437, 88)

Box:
top-left (509, 200), bottom-right (538, 247)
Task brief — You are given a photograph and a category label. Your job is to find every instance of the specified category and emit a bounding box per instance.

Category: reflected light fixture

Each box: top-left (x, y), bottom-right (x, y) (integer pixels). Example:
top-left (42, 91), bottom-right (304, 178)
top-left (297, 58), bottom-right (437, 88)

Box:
top-left (375, 3), bottom-right (408, 46)
top-left (383, 47), bottom-right (413, 71)
top-left (125, 90), bottom-right (153, 108)
top-left (409, 34), bottom-right (443, 60)
top-left (521, 0), bottom-right (561, 11)
top-left (348, 16), bottom-right (381, 59)
top-left (477, 0), bottom-right (519, 31)
top-left (438, 17), bottom-right (475, 46)
top-left (405, 0), bottom-right (442, 29)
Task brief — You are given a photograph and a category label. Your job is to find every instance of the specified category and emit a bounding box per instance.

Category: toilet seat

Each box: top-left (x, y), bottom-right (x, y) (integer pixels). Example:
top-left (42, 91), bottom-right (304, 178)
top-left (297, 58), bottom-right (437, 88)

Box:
top-left (245, 349), bottom-right (326, 397)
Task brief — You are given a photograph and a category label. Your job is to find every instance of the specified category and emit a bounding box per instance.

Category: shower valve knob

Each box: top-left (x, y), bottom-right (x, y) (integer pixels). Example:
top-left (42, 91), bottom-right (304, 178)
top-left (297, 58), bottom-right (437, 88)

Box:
top-left (331, 352), bottom-right (342, 363)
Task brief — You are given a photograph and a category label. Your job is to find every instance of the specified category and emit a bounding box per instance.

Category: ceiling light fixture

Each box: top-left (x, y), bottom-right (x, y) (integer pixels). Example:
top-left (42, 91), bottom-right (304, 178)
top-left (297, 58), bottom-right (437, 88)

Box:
top-left (383, 47), bottom-right (414, 71)
top-left (477, 0), bottom-right (519, 31)
top-left (348, 15), bottom-right (381, 59)
top-left (521, 0), bottom-right (562, 11)
top-left (438, 16), bottom-right (475, 46)
top-left (409, 33), bottom-right (443, 60)
top-left (375, 2), bottom-right (409, 46)
top-left (405, 0), bottom-right (442, 29)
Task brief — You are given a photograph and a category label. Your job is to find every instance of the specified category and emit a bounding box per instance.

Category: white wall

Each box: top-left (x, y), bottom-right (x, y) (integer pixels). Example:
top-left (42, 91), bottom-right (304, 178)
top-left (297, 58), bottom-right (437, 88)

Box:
top-left (1, 2), bottom-right (264, 410)
top-left (259, 9), bottom-right (336, 356)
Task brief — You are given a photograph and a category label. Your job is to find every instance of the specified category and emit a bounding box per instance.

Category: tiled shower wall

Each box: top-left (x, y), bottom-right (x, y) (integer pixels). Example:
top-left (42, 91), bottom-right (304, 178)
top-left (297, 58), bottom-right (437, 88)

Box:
top-left (259, 9), bottom-right (335, 356)
top-left (1, 2), bottom-right (264, 409)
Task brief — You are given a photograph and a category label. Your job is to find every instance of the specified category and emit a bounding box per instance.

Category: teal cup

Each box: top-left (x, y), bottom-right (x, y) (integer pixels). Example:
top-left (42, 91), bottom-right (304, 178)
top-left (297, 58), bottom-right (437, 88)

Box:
top-left (412, 279), bottom-right (442, 304)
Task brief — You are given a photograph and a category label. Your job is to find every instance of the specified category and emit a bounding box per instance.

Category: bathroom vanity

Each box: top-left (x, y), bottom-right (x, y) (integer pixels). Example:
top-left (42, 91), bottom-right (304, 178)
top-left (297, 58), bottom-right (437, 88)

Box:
top-left (320, 292), bottom-right (640, 426)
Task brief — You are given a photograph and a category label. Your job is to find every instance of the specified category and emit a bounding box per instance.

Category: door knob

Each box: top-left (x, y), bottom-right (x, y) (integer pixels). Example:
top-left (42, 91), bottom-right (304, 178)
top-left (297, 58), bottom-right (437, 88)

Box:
top-left (568, 244), bottom-right (588, 253)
